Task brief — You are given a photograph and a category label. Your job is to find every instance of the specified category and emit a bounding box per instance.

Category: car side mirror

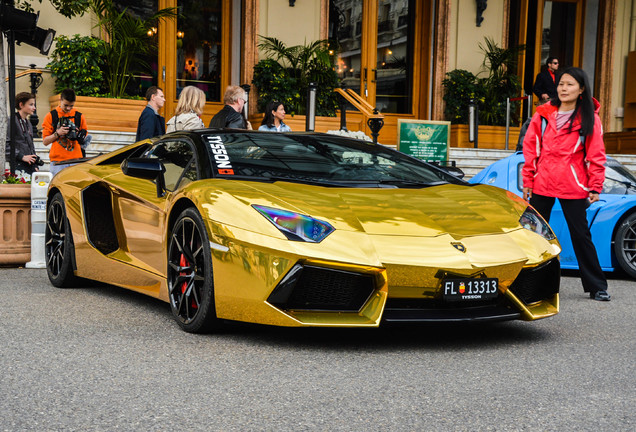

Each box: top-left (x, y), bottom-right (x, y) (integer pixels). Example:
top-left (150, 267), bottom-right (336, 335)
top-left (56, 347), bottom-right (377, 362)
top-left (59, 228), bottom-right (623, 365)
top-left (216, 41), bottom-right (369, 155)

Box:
top-left (121, 157), bottom-right (167, 197)
top-left (430, 160), bottom-right (465, 179)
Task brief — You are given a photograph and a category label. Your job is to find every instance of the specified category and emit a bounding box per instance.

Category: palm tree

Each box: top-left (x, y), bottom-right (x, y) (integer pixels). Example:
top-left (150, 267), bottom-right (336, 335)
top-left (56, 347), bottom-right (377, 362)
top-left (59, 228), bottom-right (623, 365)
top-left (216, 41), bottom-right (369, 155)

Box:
top-left (88, 0), bottom-right (176, 98)
top-left (257, 36), bottom-right (333, 93)
top-left (478, 37), bottom-right (525, 126)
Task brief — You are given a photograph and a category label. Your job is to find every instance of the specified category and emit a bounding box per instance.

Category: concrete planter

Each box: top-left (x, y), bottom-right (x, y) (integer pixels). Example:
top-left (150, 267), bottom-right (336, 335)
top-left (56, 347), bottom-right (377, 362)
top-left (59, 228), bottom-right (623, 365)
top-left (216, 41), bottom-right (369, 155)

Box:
top-left (451, 124), bottom-right (521, 150)
top-left (248, 113), bottom-right (347, 133)
top-left (0, 184), bottom-right (31, 265)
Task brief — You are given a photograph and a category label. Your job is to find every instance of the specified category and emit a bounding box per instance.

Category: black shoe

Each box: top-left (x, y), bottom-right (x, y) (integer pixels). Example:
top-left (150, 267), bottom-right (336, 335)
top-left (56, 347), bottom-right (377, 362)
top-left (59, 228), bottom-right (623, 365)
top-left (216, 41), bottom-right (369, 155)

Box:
top-left (590, 290), bottom-right (611, 301)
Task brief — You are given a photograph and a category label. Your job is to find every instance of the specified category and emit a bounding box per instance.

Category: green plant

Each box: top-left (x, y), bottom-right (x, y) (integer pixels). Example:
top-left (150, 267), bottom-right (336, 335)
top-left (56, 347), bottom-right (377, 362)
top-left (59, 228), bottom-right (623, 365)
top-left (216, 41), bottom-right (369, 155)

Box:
top-left (47, 34), bottom-right (106, 96)
top-left (441, 69), bottom-right (483, 124)
top-left (442, 38), bottom-right (525, 126)
top-left (477, 37), bottom-right (525, 126)
top-left (252, 59), bottom-right (299, 113)
top-left (252, 36), bottom-right (339, 116)
top-left (88, 0), bottom-right (176, 98)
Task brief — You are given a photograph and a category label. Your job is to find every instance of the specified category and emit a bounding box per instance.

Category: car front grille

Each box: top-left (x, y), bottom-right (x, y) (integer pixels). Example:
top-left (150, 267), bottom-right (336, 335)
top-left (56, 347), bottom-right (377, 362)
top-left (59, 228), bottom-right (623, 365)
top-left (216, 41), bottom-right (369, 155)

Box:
top-left (381, 296), bottom-right (521, 323)
top-left (267, 264), bottom-right (376, 312)
top-left (508, 258), bottom-right (560, 304)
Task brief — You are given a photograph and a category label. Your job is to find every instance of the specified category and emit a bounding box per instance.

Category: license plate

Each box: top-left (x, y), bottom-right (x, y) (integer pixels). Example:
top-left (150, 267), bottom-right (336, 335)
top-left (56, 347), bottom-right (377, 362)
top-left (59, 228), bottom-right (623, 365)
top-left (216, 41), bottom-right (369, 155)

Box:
top-left (442, 278), bottom-right (498, 302)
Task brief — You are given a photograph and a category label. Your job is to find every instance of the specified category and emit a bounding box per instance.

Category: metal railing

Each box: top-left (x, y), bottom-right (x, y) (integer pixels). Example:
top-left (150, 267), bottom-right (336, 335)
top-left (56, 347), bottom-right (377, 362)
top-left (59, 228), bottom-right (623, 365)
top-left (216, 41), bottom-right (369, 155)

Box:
top-left (505, 94), bottom-right (533, 150)
top-left (333, 88), bottom-right (385, 143)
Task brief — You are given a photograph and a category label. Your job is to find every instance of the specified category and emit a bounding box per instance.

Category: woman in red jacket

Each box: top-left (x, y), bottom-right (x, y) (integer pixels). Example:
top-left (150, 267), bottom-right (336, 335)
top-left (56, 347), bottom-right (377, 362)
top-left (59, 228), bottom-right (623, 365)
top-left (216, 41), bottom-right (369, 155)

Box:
top-left (522, 67), bottom-right (610, 301)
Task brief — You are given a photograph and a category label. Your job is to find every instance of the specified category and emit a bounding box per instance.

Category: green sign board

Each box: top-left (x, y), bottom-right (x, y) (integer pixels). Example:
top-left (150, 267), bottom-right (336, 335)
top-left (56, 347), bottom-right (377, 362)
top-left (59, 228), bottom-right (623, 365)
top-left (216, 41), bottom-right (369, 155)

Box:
top-left (397, 120), bottom-right (450, 162)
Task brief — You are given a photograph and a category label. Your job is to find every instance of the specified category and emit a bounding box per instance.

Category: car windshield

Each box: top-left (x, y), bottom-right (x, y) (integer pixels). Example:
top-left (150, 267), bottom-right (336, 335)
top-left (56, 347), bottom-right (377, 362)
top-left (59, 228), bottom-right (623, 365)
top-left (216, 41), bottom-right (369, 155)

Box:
top-left (202, 133), bottom-right (464, 188)
top-left (603, 158), bottom-right (636, 195)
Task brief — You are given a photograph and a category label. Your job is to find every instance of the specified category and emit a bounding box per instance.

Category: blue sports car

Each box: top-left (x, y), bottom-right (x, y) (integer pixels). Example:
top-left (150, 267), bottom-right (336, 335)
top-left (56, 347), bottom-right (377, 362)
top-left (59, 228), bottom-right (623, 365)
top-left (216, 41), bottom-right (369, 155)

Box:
top-left (470, 152), bottom-right (636, 278)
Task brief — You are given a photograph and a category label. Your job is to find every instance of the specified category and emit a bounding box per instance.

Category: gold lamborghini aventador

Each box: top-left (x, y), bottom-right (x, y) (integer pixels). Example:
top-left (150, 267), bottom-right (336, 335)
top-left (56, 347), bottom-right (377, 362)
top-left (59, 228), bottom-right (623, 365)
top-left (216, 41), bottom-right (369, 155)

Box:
top-left (45, 130), bottom-right (560, 333)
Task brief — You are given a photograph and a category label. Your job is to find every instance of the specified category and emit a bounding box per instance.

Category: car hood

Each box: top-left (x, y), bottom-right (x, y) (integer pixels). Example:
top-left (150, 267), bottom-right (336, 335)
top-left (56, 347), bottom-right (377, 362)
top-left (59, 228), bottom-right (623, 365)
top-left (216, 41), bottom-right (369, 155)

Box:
top-left (191, 180), bottom-right (528, 238)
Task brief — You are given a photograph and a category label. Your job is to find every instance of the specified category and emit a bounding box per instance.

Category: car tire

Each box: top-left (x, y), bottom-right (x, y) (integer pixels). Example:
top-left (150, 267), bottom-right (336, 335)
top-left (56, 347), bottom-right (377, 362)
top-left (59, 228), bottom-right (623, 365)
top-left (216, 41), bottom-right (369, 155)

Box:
top-left (614, 212), bottom-right (636, 279)
top-left (46, 193), bottom-right (78, 288)
top-left (168, 207), bottom-right (220, 333)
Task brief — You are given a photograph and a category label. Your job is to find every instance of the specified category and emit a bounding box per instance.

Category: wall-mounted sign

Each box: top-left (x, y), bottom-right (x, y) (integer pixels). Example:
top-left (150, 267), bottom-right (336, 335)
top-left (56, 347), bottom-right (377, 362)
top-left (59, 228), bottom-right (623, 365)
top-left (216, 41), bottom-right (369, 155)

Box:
top-left (397, 119), bottom-right (451, 162)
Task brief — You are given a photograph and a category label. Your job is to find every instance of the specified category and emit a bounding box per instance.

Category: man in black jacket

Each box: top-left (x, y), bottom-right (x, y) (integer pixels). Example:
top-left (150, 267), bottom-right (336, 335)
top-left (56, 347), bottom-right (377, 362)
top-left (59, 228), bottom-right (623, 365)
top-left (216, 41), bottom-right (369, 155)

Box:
top-left (533, 57), bottom-right (559, 103)
top-left (136, 86), bottom-right (166, 141)
top-left (209, 85), bottom-right (252, 129)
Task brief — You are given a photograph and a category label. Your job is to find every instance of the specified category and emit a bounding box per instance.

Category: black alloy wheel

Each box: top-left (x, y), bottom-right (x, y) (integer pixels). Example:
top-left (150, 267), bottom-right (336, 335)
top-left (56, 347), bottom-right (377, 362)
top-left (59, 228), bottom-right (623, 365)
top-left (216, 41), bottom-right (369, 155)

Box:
top-left (614, 212), bottom-right (636, 279)
top-left (167, 207), bottom-right (219, 333)
top-left (45, 193), bottom-right (77, 287)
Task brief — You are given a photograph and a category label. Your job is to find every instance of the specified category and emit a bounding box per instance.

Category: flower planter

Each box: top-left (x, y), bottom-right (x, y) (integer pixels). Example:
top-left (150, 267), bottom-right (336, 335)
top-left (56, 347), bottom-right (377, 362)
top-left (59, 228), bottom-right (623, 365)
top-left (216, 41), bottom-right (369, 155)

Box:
top-left (451, 124), bottom-right (521, 150)
top-left (0, 184), bottom-right (31, 265)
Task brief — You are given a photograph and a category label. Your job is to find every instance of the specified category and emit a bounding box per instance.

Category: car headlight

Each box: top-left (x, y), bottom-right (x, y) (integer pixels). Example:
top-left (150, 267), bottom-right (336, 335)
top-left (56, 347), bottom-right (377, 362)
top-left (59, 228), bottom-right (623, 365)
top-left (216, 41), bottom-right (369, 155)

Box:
top-left (519, 206), bottom-right (556, 240)
top-left (253, 205), bottom-right (335, 243)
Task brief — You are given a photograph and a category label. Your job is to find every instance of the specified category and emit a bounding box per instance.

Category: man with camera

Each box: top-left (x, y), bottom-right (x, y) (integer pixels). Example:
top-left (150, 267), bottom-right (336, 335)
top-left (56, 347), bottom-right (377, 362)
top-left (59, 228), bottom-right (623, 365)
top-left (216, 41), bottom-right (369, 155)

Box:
top-left (42, 88), bottom-right (89, 176)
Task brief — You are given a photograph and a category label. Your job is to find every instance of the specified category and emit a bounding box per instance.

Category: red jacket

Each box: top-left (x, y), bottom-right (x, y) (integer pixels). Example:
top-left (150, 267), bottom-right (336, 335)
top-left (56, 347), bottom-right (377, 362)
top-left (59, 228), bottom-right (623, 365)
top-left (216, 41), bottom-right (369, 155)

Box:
top-left (522, 99), bottom-right (606, 199)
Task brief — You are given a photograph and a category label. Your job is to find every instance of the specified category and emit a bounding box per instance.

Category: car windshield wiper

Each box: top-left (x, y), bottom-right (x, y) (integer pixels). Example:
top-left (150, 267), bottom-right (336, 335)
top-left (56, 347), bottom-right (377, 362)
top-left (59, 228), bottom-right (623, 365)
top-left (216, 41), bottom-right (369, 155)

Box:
top-left (372, 179), bottom-right (448, 188)
top-left (214, 174), bottom-right (448, 189)
top-left (214, 174), bottom-right (359, 187)
top-left (606, 177), bottom-right (636, 191)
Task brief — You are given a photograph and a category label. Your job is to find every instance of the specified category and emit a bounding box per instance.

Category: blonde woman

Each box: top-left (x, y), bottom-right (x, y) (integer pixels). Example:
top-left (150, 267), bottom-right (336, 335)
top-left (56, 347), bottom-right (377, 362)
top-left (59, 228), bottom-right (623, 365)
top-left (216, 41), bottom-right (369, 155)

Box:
top-left (166, 86), bottom-right (206, 132)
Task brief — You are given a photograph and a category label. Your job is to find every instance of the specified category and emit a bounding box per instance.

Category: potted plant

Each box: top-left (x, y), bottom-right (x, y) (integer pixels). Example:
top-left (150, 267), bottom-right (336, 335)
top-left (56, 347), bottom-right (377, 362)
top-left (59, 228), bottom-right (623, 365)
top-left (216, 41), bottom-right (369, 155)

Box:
top-left (252, 36), bottom-right (340, 117)
top-left (47, 0), bottom-right (176, 132)
top-left (0, 170), bottom-right (32, 265)
top-left (47, 34), bottom-right (107, 96)
top-left (88, 0), bottom-right (176, 99)
top-left (442, 38), bottom-right (524, 148)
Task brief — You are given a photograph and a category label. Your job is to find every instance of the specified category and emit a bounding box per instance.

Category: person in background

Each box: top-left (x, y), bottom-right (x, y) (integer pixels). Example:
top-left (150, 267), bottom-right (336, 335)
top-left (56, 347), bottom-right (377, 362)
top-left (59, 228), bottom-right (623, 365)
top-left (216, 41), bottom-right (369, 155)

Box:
top-left (533, 57), bottom-right (560, 103)
top-left (166, 86), bottom-right (206, 132)
top-left (209, 85), bottom-right (252, 130)
top-left (42, 88), bottom-right (88, 177)
top-left (259, 101), bottom-right (292, 132)
top-left (6, 92), bottom-right (38, 174)
top-left (136, 86), bottom-right (166, 141)
top-left (522, 67), bottom-right (610, 301)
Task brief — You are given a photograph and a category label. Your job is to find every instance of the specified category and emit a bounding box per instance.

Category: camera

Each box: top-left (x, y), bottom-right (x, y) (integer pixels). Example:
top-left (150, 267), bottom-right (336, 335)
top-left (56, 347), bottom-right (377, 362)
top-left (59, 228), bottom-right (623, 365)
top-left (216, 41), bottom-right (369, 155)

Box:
top-left (34, 155), bottom-right (44, 167)
top-left (59, 116), bottom-right (87, 144)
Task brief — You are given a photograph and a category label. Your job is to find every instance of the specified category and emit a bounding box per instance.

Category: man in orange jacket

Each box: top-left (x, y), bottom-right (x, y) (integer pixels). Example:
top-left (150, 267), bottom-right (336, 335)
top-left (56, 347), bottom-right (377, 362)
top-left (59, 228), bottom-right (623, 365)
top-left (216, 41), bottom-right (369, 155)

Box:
top-left (42, 88), bottom-right (88, 176)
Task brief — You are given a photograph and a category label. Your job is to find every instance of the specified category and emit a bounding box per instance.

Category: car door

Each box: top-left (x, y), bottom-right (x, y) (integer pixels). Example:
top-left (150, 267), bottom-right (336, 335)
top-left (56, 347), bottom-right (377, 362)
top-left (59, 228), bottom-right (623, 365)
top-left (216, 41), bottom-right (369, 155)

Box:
top-left (106, 138), bottom-right (199, 276)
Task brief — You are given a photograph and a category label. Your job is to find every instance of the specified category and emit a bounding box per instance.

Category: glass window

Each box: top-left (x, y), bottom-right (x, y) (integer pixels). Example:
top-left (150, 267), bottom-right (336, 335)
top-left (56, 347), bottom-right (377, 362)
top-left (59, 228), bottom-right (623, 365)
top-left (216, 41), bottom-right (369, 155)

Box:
top-left (145, 140), bottom-right (196, 191)
top-left (177, 0), bottom-right (223, 102)
top-left (375, 0), bottom-right (414, 114)
top-left (604, 159), bottom-right (636, 195)
top-left (203, 133), bottom-right (463, 187)
top-left (541, 1), bottom-right (577, 67)
top-left (329, 0), bottom-right (414, 114)
top-left (330, 0), bottom-right (363, 96)
top-left (113, 0), bottom-right (160, 98)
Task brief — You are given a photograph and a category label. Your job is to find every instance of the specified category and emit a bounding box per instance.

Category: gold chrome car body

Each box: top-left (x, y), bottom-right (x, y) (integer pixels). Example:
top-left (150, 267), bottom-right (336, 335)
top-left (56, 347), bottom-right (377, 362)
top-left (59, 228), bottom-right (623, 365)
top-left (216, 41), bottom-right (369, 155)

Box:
top-left (47, 135), bottom-right (560, 329)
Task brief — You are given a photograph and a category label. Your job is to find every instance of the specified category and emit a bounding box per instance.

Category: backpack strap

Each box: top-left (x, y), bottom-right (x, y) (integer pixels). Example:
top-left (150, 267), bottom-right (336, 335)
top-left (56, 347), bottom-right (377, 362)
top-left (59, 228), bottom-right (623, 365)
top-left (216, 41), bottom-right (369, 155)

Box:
top-left (541, 117), bottom-right (547, 137)
top-left (74, 111), bottom-right (82, 128)
top-left (50, 109), bottom-right (59, 129)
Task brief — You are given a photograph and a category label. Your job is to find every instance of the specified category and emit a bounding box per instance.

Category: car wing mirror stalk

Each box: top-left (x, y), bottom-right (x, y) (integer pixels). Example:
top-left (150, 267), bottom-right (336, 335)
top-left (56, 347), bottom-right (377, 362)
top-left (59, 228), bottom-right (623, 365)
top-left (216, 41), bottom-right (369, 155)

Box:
top-left (121, 157), bottom-right (167, 197)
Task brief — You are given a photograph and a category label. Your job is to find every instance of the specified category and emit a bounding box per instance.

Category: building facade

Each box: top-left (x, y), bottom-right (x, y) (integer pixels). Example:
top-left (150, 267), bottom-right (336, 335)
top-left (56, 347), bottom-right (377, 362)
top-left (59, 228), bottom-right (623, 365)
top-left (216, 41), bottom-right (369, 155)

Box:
top-left (10, 0), bottom-right (636, 145)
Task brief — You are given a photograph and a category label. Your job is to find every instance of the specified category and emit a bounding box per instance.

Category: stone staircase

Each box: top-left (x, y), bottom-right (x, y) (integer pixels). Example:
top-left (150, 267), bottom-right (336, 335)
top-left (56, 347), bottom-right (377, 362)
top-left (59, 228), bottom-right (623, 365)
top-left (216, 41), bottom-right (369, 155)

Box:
top-left (33, 130), bottom-right (137, 171)
top-left (30, 130), bottom-right (636, 179)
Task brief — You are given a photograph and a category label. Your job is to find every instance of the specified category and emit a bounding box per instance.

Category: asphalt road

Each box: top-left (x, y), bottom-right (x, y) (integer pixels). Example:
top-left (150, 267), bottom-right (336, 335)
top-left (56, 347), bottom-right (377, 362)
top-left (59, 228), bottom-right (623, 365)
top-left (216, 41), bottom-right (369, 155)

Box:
top-left (1, 268), bottom-right (634, 431)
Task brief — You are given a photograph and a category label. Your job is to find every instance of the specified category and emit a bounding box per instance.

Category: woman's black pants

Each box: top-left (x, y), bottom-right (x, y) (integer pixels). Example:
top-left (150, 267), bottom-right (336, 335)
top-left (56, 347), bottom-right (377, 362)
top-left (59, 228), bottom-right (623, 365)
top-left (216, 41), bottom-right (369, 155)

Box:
top-left (530, 193), bottom-right (607, 293)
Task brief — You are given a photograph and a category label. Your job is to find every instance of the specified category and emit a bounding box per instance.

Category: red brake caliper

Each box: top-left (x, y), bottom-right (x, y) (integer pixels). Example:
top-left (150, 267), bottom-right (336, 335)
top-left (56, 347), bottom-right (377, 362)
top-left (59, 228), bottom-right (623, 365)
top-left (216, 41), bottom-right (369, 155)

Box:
top-left (179, 254), bottom-right (188, 294)
top-left (179, 253), bottom-right (198, 310)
